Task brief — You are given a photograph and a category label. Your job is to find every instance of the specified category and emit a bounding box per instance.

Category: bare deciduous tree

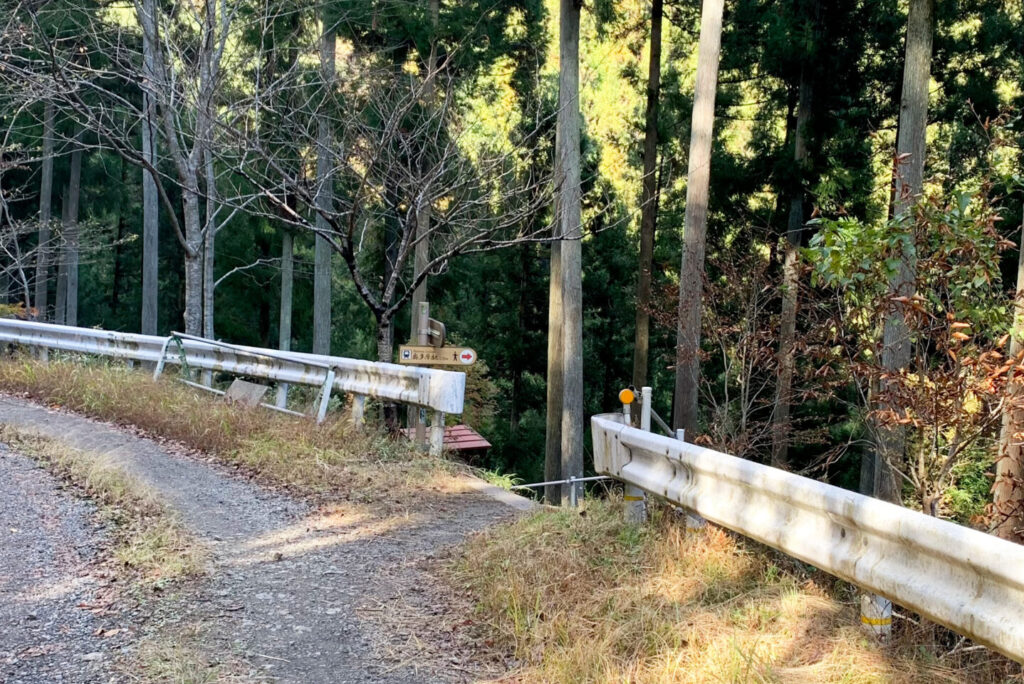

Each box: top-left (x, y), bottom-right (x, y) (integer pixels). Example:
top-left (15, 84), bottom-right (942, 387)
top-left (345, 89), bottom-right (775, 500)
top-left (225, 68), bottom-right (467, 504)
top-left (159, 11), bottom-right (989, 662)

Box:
top-left (2, 0), bottom-right (243, 335)
top-left (224, 39), bottom-right (552, 367)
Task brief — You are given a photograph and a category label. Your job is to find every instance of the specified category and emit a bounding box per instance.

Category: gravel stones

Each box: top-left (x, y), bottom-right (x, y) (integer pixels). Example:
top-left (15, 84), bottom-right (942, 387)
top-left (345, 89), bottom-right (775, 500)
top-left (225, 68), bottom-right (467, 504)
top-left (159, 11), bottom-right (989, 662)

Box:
top-left (0, 396), bottom-right (522, 683)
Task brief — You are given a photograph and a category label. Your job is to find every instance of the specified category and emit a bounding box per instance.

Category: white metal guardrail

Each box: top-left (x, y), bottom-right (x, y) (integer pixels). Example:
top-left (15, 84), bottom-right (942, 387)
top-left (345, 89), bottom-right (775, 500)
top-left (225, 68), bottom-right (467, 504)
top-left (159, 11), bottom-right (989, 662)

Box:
top-left (592, 411), bottom-right (1024, 663)
top-left (0, 319), bottom-right (465, 454)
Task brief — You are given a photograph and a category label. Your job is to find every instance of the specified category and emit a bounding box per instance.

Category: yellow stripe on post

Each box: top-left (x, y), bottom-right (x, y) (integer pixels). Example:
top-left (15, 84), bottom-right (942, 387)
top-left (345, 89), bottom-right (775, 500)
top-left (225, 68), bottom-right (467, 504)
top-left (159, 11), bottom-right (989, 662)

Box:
top-left (860, 615), bottom-right (893, 627)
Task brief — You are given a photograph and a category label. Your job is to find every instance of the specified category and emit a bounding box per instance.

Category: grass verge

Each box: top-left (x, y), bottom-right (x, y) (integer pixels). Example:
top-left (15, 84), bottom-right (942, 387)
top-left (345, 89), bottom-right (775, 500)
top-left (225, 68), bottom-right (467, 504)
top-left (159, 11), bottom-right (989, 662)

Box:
top-left (452, 499), bottom-right (1022, 683)
top-left (0, 356), bottom-right (467, 511)
top-left (134, 623), bottom-right (261, 684)
top-left (0, 425), bottom-right (204, 586)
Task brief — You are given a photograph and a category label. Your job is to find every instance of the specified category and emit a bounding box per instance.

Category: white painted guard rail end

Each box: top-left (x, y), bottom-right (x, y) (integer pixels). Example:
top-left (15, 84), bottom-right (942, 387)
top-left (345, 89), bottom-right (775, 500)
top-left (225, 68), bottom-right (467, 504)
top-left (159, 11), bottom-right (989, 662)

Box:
top-left (591, 412), bottom-right (1024, 663)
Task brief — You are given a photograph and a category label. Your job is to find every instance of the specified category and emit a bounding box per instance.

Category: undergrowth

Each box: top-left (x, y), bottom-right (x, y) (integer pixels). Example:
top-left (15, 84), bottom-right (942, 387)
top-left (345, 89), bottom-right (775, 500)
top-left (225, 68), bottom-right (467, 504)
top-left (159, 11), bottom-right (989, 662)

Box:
top-left (0, 426), bottom-right (204, 586)
top-left (452, 499), bottom-right (1023, 683)
top-left (0, 356), bottom-right (467, 511)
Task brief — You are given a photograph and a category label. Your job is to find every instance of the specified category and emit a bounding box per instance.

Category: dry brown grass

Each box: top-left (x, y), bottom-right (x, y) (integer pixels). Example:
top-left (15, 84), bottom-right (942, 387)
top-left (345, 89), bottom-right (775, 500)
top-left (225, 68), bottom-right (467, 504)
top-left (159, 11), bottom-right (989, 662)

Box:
top-left (452, 499), bottom-right (1023, 683)
top-left (0, 356), bottom-right (466, 511)
top-left (0, 426), bottom-right (204, 586)
top-left (134, 622), bottom-right (263, 684)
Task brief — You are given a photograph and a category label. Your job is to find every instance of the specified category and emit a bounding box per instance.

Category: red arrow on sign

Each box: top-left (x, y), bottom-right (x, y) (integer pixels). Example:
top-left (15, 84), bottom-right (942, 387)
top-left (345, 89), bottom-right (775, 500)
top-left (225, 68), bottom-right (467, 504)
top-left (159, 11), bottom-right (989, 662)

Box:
top-left (461, 351), bottom-right (473, 361)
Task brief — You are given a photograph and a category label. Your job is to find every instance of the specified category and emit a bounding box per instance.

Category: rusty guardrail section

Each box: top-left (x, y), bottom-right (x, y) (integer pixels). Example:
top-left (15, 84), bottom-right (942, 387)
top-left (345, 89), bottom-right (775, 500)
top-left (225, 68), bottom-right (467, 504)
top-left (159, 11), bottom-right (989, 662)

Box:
top-left (591, 412), bottom-right (1024, 663)
top-left (0, 319), bottom-right (465, 452)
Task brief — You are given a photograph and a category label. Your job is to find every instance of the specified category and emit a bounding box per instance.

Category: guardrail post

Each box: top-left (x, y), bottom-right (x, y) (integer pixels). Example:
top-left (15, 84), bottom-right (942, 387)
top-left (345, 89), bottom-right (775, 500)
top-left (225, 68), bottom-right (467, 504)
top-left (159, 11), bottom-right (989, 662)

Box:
top-left (674, 426), bottom-right (707, 532)
top-left (275, 382), bottom-right (289, 409)
top-left (618, 393), bottom-right (643, 520)
top-left (153, 335), bottom-right (174, 379)
top-left (315, 368), bottom-right (336, 423)
top-left (860, 594), bottom-right (893, 641)
top-left (429, 410), bottom-right (445, 457)
top-left (623, 389), bottom-right (651, 523)
top-left (350, 394), bottom-right (366, 429)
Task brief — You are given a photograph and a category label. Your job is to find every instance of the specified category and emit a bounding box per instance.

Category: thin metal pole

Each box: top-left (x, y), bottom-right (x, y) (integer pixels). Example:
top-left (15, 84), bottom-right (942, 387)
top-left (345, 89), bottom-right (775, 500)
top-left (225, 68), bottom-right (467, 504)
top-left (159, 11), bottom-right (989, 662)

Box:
top-left (651, 407), bottom-right (674, 437)
top-left (509, 475), bottom-right (613, 490)
top-left (640, 386), bottom-right (652, 431)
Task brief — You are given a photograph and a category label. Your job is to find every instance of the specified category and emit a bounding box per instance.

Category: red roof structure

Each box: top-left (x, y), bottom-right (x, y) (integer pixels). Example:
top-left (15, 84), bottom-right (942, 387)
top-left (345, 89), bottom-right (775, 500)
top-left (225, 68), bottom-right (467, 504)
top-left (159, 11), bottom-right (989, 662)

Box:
top-left (402, 424), bottom-right (491, 453)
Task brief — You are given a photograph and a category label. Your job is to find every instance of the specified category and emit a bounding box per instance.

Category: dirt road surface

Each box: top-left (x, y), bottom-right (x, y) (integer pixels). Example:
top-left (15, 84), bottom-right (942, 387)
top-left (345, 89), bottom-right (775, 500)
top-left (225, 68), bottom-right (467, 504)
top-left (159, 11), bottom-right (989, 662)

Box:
top-left (0, 395), bottom-right (525, 683)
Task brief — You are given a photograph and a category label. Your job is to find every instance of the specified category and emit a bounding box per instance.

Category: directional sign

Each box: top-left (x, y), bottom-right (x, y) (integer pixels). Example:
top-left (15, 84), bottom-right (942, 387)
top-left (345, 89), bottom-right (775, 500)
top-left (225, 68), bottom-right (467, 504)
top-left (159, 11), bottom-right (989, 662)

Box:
top-left (427, 319), bottom-right (446, 347)
top-left (398, 345), bottom-right (477, 366)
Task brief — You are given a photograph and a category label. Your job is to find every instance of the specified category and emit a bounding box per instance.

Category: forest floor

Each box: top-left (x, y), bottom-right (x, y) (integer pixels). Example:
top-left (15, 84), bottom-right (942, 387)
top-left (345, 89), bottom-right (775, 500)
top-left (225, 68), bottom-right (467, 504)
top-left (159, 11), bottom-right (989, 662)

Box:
top-left (0, 395), bottom-right (528, 683)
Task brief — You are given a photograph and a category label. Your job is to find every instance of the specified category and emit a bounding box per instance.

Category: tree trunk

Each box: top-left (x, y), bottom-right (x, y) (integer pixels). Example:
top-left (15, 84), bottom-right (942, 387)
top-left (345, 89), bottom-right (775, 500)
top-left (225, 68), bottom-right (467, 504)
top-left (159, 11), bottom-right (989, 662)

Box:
top-left (376, 316), bottom-right (394, 364)
top-left (140, 0), bottom-right (159, 335)
top-left (276, 231), bottom-right (294, 408)
top-left (203, 150), bottom-right (216, 340)
top-left (111, 160), bottom-right (125, 312)
top-left (410, 0), bottom-right (439, 340)
top-left (34, 100), bottom-right (55, 319)
top-left (181, 190), bottom-right (204, 336)
top-left (631, 0), bottom-right (663, 391)
top-left (200, 150), bottom-right (216, 385)
top-left (64, 138), bottom-right (82, 327)
top-left (771, 66), bottom-right (813, 468)
top-left (544, 0), bottom-right (584, 506)
top-left (994, 214), bottom-right (1024, 542)
top-left (875, 0), bottom-right (933, 504)
top-left (672, 0), bottom-right (725, 437)
top-left (312, 21), bottom-right (335, 356)
top-left (376, 314), bottom-right (399, 427)
top-left (137, 0), bottom-right (206, 339)
top-left (54, 133), bottom-right (83, 326)
top-left (544, 238), bottom-right (564, 505)
top-left (55, 186), bottom-right (69, 325)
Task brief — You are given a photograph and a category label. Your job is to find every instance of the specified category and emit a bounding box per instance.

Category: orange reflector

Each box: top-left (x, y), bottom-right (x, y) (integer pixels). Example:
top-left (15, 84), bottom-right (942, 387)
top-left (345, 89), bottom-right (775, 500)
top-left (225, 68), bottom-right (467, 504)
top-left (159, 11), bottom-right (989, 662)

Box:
top-left (618, 388), bottom-right (635, 405)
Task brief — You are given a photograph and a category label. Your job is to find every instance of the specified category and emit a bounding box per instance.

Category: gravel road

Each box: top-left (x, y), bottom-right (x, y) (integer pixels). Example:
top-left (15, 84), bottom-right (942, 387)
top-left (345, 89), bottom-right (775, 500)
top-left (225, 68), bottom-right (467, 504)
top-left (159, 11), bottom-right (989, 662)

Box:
top-left (0, 395), bottom-right (525, 683)
top-left (0, 443), bottom-right (123, 683)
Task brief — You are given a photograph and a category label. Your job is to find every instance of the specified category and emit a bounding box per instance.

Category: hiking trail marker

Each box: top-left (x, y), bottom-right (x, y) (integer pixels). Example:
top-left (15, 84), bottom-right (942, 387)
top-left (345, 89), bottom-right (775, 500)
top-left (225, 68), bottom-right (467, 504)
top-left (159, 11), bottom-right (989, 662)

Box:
top-left (398, 344), bottom-right (477, 366)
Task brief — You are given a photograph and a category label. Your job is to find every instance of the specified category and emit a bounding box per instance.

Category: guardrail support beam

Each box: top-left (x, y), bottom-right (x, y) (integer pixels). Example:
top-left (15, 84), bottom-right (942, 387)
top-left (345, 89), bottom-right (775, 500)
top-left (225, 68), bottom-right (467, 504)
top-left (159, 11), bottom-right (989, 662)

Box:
top-left (315, 368), bottom-right (336, 423)
top-left (350, 394), bottom-right (366, 429)
top-left (860, 594), bottom-right (893, 641)
top-left (429, 410), bottom-right (445, 457)
top-left (623, 388), bottom-right (651, 524)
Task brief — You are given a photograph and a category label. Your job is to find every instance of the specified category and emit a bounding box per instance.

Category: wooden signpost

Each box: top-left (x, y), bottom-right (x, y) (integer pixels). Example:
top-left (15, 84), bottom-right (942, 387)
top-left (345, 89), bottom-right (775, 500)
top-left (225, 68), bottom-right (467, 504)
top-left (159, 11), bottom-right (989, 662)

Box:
top-left (402, 301), bottom-right (478, 450)
top-left (398, 344), bottom-right (477, 366)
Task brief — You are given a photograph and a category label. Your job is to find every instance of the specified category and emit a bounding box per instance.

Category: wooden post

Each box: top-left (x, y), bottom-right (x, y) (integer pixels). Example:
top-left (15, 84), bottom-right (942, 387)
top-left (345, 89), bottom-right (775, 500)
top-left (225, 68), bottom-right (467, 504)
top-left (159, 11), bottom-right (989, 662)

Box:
top-left (414, 301), bottom-right (430, 445)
